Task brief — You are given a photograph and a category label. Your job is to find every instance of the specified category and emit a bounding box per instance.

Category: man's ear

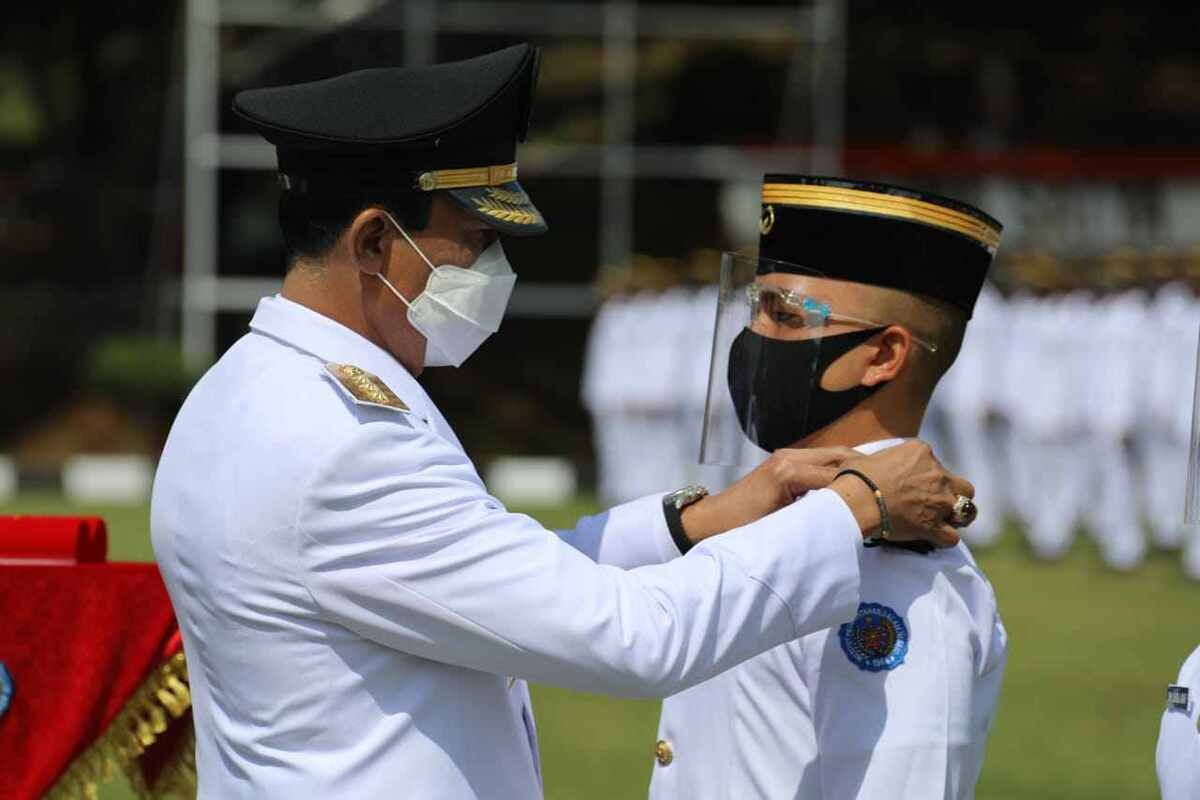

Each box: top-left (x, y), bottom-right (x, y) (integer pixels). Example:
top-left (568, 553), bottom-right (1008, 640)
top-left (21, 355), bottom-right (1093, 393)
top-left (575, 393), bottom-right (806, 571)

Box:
top-left (349, 208), bottom-right (392, 276)
top-left (861, 326), bottom-right (912, 386)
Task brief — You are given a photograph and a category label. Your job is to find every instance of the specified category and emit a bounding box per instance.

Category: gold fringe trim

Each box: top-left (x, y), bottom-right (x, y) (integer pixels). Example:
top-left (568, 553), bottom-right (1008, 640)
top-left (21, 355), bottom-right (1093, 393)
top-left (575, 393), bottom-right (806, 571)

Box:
top-left (418, 162), bottom-right (518, 191)
top-left (43, 652), bottom-right (196, 800)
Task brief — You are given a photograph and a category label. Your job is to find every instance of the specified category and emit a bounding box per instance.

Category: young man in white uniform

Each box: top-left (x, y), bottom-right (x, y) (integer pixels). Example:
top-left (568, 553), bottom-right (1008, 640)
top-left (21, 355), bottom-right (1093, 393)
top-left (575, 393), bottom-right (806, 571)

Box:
top-left (650, 176), bottom-right (1008, 800)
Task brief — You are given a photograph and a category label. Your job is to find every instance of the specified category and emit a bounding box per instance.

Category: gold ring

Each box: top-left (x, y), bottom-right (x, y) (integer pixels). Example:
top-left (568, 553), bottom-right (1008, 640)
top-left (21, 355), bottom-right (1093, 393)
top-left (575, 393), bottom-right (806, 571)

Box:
top-left (950, 496), bottom-right (977, 528)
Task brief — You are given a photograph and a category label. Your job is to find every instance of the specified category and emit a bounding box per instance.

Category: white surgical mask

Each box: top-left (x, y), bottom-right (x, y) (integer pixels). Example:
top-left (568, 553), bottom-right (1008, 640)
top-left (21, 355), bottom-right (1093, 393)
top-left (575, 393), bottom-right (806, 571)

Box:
top-left (373, 210), bottom-right (516, 367)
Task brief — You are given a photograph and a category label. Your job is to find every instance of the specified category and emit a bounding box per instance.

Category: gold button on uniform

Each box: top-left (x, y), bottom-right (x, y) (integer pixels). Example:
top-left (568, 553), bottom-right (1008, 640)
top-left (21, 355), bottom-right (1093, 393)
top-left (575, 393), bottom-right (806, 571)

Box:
top-left (654, 739), bottom-right (674, 766)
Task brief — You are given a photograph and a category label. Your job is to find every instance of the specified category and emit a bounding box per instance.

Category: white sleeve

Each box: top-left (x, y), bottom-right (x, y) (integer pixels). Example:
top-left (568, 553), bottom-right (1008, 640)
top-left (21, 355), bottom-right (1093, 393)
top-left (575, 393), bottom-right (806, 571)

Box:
top-left (1157, 647), bottom-right (1200, 800)
top-left (967, 606), bottom-right (1008, 785)
top-left (556, 493), bottom-right (682, 569)
top-left (296, 419), bottom-right (864, 698)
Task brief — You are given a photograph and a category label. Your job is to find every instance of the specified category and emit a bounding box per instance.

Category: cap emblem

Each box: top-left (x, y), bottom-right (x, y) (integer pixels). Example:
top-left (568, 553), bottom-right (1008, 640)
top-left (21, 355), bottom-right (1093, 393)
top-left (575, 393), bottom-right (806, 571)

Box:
top-left (760, 204), bottom-right (775, 235)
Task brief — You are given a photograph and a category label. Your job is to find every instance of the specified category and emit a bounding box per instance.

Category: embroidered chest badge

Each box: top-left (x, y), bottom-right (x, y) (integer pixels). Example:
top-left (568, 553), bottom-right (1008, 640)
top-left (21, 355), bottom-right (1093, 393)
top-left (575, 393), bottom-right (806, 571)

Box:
top-left (325, 363), bottom-right (411, 412)
top-left (839, 602), bottom-right (909, 672)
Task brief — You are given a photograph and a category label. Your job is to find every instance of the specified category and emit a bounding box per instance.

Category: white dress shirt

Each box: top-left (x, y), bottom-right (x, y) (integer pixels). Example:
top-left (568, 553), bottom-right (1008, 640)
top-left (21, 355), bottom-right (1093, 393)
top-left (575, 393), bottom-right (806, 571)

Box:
top-left (152, 295), bottom-right (869, 799)
top-left (650, 439), bottom-right (1008, 800)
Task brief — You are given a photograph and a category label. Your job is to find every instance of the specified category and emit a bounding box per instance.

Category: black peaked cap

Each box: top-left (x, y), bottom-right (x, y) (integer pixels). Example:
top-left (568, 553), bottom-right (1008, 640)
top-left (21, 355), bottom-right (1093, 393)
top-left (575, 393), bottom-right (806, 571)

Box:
top-left (757, 175), bottom-right (1002, 315)
top-left (233, 44), bottom-right (547, 235)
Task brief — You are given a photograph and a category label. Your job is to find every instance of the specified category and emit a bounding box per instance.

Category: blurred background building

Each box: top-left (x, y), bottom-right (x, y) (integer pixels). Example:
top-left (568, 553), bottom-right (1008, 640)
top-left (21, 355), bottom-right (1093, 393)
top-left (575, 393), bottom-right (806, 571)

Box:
top-left (3, 1), bottom-right (1200, 562)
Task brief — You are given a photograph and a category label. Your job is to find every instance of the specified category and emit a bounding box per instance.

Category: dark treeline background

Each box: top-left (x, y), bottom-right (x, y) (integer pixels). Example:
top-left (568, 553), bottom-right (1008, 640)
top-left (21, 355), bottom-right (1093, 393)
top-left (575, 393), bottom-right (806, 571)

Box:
top-left (3, 1), bottom-right (1198, 469)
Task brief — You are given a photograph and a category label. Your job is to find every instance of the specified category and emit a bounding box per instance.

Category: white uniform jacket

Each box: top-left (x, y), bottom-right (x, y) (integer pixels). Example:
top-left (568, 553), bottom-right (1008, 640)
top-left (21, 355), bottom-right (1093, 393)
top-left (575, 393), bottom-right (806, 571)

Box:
top-left (1157, 645), bottom-right (1200, 800)
top-left (151, 295), bottom-right (869, 799)
top-left (651, 440), bottom-right (1007, 800)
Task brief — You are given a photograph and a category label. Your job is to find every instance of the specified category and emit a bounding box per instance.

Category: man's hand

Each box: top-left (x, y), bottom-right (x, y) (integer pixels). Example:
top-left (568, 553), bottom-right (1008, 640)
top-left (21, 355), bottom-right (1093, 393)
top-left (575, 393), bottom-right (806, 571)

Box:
top-left (681, 447), bottom-right (859, 545)
top-left (830, 441), bottom-right (974, 548)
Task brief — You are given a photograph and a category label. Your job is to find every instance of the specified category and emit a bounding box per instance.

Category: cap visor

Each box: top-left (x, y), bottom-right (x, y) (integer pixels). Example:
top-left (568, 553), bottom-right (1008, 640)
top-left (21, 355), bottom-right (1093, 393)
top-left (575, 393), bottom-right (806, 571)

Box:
top-left (446, 180), bottom-right (548, 236)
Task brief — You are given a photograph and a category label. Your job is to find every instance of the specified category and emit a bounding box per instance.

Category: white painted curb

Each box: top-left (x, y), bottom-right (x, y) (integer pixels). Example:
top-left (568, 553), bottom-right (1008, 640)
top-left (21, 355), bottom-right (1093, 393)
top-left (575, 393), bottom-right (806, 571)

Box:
top-left (486, 457), bottom-right (577, 507)
top-left (61, 454), bottom-right (155, 503)
top-left (0, 455), bottom-right (15, 501)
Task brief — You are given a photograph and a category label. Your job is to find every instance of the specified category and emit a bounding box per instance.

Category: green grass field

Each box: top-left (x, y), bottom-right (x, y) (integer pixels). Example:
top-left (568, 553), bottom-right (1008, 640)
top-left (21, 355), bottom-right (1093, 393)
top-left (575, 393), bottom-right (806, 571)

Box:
top-left (5, 492), bottom-right (1193, 799)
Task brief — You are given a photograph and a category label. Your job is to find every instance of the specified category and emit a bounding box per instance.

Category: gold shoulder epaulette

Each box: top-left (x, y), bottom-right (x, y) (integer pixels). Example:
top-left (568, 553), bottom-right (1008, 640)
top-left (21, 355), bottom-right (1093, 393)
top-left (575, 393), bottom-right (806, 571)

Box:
top-left (324, 363), bottom-right (410, 413)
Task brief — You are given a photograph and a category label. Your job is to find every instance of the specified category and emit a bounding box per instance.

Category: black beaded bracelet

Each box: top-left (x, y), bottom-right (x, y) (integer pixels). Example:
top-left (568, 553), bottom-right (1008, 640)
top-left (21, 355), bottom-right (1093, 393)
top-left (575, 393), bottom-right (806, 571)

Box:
top-left (834, 468), bottom-right (892, 542)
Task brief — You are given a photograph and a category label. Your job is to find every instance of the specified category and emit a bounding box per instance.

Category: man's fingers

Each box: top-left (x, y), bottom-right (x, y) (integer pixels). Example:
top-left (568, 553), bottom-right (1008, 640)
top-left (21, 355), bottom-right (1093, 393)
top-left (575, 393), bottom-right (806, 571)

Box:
top-left (948, 474), bottom-right (975, 500)
top-left (925, 442), bottom-right (947, 468)
top-left (784, 465), bottom-right (841, 496)
top-left (935, 524), bottom-right (962, 548)
top-left (776, 446), bottom-right (858, 467)
top-left (820, 446), bottom-right (860, 466)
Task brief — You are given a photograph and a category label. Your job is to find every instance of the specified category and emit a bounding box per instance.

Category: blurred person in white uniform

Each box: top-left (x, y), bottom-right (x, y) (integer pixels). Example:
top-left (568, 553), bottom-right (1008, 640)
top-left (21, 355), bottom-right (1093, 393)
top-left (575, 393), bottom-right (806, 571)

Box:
top-left (1142, 276), bottom-right (1197, 556)
top-left (580, 278), bottom-right (628, 504)
top-left (151, 49), bottom-right (973, 800)
top-left (1157, 645), bottom-right (1200, 799)
top-left (649, 282), bottom-right (700, 487)
top-left (1003, 269), bottom-right (1088, 560)
top-left (1186, 264), bottom-right (1200, 579)
top-left (583, 284), bottom-right (664, 504)
top-left (583, 265), bottom-right (695, 504)
top-left (929, 282), bottom-right (1011, 548)
top-left (1079, 260), bottom-right (1148, 570)
top-left (650, 176), bottom-right (1007, 800)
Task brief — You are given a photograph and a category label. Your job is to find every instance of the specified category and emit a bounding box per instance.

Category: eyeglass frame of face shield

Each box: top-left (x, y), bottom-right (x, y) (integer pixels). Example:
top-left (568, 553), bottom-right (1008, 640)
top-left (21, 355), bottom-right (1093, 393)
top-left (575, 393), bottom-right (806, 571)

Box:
top-left (745, 282), bottom-right (939, 354)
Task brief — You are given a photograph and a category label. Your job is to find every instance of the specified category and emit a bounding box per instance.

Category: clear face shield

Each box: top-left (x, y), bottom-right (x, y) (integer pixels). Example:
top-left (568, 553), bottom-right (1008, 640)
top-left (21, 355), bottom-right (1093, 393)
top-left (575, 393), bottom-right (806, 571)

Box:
top-left (1186, 327), bottom-right (1200, 525)
top-left (699, 252), bottom-right (938, 467)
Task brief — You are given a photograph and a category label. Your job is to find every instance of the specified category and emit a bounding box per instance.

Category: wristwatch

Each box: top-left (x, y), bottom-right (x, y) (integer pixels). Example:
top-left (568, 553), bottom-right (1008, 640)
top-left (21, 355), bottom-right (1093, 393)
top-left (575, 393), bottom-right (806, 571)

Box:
top-left (662, 484), bottom-right (709, 554)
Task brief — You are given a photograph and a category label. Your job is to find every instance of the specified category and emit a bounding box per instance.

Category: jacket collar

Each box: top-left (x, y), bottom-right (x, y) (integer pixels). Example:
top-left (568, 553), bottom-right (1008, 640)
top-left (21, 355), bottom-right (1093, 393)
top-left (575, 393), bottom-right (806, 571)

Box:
top-left (248, 294), bottom-right (437, 422)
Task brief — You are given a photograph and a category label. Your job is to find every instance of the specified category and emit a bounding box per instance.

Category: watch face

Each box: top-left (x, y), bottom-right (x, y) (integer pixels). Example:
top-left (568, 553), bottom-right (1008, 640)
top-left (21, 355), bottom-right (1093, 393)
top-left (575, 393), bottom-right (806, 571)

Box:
top-left (672, 485), bottom-right (707, 509)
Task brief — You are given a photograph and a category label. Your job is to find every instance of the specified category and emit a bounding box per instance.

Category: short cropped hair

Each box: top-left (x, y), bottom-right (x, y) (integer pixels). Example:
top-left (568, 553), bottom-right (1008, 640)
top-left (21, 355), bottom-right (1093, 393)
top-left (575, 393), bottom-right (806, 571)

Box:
top-left (904, 295), bottom-right (968, 395)
top-left (278, 189), bottom-right (433, 267)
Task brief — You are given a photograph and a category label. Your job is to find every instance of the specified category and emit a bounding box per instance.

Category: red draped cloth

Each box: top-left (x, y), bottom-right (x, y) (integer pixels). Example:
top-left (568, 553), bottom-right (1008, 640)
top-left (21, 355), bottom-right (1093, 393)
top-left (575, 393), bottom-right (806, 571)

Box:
top-left (0, 553), bottom-right (193, 797)
top-left (0, 516), bottom-right (107, 565)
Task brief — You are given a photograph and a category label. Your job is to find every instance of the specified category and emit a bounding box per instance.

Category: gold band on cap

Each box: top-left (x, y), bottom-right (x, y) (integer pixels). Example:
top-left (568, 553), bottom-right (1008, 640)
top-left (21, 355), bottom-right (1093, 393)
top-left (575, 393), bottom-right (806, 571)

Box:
top-left (761, 183), bottom-right (1001, 250)
top-left (418, 162), bottom-right (518, 191)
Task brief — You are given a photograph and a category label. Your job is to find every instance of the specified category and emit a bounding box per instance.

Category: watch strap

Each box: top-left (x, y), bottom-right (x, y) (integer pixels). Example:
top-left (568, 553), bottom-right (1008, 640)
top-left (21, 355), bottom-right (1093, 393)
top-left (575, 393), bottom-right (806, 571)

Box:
top-left (662, 486), bottom-right (707, 555)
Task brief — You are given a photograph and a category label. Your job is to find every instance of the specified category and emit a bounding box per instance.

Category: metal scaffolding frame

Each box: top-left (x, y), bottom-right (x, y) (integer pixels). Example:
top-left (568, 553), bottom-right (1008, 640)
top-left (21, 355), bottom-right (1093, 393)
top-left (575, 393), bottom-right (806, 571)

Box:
top-left (182, 0), bottom-right (845, 364)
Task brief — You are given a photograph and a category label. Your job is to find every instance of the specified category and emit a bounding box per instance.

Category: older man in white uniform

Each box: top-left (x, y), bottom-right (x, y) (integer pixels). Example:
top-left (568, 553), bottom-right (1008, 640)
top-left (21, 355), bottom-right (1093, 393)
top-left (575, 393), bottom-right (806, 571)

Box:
top-left (651, 176), bottom-right (1007, 799)
top-left (151, 49), bottom-right (972, 799)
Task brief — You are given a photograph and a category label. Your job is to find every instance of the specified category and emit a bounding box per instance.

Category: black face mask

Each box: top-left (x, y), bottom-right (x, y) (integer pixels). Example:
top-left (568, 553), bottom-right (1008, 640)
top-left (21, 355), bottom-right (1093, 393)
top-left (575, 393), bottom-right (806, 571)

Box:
top-left (726, 326), bottom-right (886, 452)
